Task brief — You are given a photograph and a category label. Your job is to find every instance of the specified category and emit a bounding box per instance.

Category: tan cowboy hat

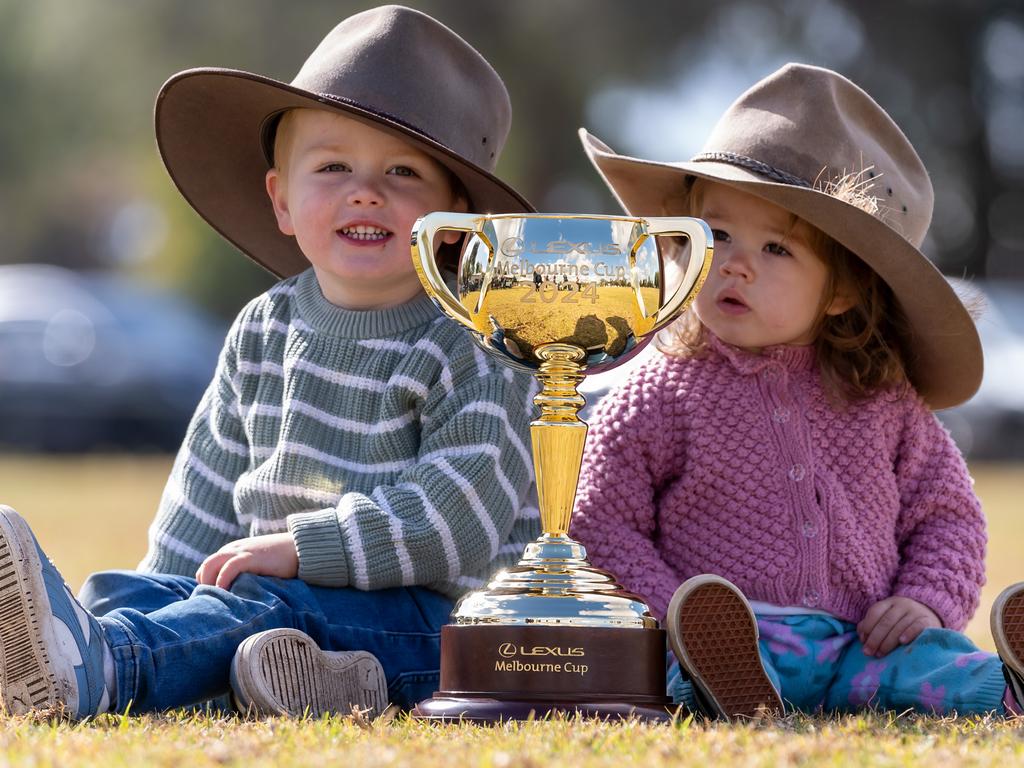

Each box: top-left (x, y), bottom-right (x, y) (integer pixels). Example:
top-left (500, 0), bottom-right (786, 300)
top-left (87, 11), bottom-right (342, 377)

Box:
top-left (156, 4), bottom-right (534, 279)
top-left (579, 63), bottom-right (981, 410)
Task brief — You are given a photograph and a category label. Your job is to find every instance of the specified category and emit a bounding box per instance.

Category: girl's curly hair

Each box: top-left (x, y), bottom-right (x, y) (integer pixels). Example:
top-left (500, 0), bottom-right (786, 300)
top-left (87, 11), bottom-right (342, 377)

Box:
top-left (656, 178), bottom-right (912, 404)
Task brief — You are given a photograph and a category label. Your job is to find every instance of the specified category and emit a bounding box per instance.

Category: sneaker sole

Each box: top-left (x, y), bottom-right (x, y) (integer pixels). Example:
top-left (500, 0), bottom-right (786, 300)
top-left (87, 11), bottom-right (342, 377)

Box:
top-left (992, 582), bottom-right (1024, 681)
top-left (230, 628), bottom-right (387, 718)
top-left (667, 575), bottom-right (782, 720)
top-left (0, 507), bottom-right (67, 715)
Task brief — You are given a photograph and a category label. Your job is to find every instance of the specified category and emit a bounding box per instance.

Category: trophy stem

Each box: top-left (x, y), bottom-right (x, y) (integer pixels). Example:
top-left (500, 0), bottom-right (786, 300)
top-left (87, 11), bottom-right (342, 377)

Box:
top-left (531, 343), bottom-right (587, 538)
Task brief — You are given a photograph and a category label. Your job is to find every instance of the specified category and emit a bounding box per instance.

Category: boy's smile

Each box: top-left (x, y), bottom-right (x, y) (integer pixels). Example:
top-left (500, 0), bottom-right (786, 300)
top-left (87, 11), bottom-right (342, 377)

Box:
top-left (266, 109), bottom-right (465, 310)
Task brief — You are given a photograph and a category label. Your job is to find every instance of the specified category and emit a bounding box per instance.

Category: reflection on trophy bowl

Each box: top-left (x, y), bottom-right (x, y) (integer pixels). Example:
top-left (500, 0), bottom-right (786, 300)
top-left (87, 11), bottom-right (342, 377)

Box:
top-left (445, 214), bottom-right (707, 372)
top-left (410, 213), bottom-right (713, 722)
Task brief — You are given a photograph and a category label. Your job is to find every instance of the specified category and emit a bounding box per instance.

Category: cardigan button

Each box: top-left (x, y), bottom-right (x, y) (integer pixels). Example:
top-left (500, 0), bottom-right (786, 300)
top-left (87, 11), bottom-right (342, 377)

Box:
top-left (788, 463), bottom-right (806, 482)
top-left (802, 521), bottom-right (817, 538)
top-left (803, 589), bottom-right (821, 608)
top-left (772, 406), bottom-right (790, 423)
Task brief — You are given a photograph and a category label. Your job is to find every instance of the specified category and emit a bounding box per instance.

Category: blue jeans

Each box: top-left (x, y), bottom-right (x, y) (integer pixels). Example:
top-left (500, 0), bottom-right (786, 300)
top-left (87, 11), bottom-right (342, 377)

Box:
top-left (79, 570), bottom-right (454, 713)
top-left (668, 613), bottom-right (1009, 715)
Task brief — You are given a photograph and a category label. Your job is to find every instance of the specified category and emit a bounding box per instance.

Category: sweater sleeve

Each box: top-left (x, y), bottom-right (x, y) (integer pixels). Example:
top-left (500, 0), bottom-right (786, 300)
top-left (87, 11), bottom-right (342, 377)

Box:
top-left (890, 395), bottom-right (986, 631)
top-left (287, 346), bottom-right (535, 589)
top-left (137, 308), bottom-right (251, 575)
top-left (572, 362), bottom-right (683, 620)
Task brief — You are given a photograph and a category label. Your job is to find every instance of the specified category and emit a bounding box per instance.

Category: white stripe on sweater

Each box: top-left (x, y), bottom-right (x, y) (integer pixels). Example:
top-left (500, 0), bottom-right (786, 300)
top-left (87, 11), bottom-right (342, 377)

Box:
top-left (458, 401), bottom-right (532, 471)
top-left (275, 439), bottom-right (416, 474)
top-left (395, 482), bottom-right (459, 580)
top-left (433, 456), bottom-right (499, 557)
top-left (287, 399), bottom-right (414, 434)
top-left (419, 443), bottom-right (522, 512)
top-left (185, 454), bottom-right (237, 493)
top-left (163, 490), bottom-right (246, 537)
top-left (143, 528), bottom-right (206, 568)
top-left (337, 495), bottom-right (368, 588)
top-left (372, 488), bottom-right (414, 584)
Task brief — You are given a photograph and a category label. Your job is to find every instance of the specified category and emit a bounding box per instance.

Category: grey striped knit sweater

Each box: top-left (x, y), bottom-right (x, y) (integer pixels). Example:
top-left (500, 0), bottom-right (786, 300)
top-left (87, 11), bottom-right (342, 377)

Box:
top-left (140, 269), bottom-right (540, 598)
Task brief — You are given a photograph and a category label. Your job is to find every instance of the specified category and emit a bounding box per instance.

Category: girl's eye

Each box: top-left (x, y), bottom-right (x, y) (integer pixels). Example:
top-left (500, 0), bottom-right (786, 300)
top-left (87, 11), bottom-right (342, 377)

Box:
top-left (321, 162), bottom-right (350, 173)
top-left (388, 165), bottom-right (417, 177)
top-left (711, 229), bottom-right (730, 242)
top-left (765, 242), bottom-right (792, 257)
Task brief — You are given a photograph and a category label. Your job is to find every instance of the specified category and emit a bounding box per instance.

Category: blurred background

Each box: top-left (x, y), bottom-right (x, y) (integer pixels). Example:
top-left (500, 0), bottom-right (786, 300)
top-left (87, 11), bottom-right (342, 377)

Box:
top-left (0, 0), bottom-right (1021, 644)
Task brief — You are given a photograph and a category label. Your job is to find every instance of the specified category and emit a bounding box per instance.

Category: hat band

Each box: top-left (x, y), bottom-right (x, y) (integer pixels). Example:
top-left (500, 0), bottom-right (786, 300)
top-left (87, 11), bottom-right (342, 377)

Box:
top-left (259, 92), bottom-right (450, 167)
top-left (691, 151), bottom-right (810, 188)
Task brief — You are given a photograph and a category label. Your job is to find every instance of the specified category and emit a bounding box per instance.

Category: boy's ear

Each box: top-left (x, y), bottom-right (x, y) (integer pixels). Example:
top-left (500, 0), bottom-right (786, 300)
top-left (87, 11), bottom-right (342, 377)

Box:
top-left (441, 193), bottom-right (469, 245)
top-left (265, 168), bottom-right (295, 236)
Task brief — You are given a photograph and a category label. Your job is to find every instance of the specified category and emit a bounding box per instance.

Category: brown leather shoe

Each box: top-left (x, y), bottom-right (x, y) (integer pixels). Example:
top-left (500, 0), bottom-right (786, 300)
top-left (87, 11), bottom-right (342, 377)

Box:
top-left (666, 575), bottom-right (783, 721)
top-left (992, 582), bottom-right (1024, 713)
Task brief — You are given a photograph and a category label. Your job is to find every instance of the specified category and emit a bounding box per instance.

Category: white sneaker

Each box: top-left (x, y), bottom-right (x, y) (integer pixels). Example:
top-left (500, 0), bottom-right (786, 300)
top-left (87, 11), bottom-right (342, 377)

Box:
top-left (230, 628), bottom-right (388, 718)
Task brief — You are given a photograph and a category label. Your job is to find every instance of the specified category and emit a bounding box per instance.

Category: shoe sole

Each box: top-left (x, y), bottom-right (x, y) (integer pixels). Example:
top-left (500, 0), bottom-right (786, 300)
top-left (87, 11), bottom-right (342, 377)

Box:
top-left (0, 507), bottom-right (66, 715)
top-left (667, 574), bottom-right (783, 720)
top-left (992, 582), bottom-right (1024, 682)
top-left (230, 628), bottom-right (388, 718)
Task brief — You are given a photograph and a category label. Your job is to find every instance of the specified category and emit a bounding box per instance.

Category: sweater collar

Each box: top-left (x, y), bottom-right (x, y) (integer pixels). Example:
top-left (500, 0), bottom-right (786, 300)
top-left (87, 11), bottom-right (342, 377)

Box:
top-left (707, 331), bottom-right (816, 376)
top-left (294, 268), bottom-right (441, 338)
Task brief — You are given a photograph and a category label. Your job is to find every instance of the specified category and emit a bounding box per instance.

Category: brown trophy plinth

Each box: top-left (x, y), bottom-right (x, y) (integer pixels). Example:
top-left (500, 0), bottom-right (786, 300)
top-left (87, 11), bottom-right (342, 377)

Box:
top-left (409, 212), bottom-right (713, 723)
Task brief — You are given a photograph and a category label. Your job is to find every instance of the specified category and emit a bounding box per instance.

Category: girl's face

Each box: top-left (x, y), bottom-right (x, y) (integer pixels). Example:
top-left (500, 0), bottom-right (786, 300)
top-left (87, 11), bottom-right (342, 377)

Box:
top-left (692, 183), bottom-right (851, 352)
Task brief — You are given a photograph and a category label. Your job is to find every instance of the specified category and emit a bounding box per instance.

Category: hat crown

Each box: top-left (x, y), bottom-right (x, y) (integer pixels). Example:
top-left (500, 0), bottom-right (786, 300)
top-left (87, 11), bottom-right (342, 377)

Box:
top-left (291, 4), bottom-right (510, 172)
top-left (700, 63), bottom-right (933, 247)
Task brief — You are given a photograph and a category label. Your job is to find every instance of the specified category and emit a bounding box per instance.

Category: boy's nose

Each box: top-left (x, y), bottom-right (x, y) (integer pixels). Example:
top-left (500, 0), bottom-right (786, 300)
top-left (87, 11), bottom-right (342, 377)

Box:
top-left (346, 180), bottom-right (385, 207)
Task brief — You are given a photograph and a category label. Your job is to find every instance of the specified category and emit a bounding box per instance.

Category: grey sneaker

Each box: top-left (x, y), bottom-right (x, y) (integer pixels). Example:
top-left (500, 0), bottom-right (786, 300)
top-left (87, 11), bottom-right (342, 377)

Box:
top-left (0, 506), bottom-right (111, 719)
top-left (666, 574), bottom-right (783, 721)
top-left (230, 628), bottom-right (388, 718)
top-left (992, 581), bottom-right (1024, 712)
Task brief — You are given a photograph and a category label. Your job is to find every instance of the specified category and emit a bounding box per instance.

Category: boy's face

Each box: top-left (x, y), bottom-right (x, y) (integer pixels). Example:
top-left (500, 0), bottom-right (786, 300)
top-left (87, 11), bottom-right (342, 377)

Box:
top-left (691, 183), bottom-right (851, 352)
top-left (266, 109), bottom-right (465, 309)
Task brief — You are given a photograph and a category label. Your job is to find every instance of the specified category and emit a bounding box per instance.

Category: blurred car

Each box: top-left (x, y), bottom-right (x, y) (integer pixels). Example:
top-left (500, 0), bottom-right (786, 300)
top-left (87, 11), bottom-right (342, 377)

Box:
top-left (939, 280), bottom-right (1024, 460)
top-left (0, 264), bottom-right (226, 452)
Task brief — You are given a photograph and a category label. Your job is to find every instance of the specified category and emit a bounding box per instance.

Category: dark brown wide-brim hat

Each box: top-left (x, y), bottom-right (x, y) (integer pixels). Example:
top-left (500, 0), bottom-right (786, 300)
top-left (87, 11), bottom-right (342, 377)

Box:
top-left (156, 4), bottom-right (534, 279)
top-left (580, 63), bottom-right (981, 410)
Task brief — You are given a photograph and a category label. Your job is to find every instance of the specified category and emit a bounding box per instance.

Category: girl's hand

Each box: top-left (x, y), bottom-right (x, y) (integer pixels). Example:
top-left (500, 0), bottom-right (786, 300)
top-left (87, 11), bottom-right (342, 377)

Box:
top-left (196, 533), bottom-right (299, 590)
top-left (857, 596), bottom-right (941, 657)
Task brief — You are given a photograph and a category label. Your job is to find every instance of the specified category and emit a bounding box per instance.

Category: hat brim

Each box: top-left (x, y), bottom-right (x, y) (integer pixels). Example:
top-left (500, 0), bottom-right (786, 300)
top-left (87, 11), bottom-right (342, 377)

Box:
top-left (579, 128), bottom-right (981, 410)
top-left (156, 69), bottom-right (535, 279)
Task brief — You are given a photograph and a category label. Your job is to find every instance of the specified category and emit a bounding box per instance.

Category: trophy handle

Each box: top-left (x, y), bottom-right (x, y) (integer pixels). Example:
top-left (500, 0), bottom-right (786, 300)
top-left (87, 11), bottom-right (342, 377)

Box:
top-left (643, 217), bottom-right (715, 328)
top-left (411, 211), bottom-right (485, 331)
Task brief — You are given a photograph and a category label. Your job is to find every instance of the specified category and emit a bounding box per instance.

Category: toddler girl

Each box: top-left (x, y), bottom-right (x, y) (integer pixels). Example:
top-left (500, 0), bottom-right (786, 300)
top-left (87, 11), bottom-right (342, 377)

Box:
top-left (573, 63), bottom-right (1024, 720)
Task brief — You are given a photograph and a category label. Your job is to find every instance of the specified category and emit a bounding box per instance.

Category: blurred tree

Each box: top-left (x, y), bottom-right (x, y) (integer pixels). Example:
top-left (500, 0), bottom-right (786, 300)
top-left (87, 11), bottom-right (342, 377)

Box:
top-left (0, 0), bottom-right (1019, 322)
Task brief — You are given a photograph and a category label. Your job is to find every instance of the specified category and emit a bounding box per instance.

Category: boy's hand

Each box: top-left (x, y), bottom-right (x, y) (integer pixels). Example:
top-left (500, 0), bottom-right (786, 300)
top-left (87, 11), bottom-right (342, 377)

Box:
top-left (857, 596), bottom-right (941, 657)
top-left (196, 533), bottom-right (299, 590)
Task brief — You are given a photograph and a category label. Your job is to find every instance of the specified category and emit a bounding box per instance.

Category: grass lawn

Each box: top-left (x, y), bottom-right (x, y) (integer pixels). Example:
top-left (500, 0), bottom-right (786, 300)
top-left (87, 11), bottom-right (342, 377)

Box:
top-left (0, 455), bottom-right (1021, 766)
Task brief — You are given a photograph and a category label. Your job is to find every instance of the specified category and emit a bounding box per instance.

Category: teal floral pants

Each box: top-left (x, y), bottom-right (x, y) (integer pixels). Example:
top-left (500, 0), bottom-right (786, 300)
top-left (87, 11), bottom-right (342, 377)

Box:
top-left (668, 613), bottom-right (1010, 715)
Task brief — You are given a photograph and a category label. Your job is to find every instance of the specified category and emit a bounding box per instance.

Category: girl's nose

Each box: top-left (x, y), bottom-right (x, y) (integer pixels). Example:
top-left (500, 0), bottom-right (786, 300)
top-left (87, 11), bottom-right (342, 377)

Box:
top-left (719, 245), bottom-right (753, 280)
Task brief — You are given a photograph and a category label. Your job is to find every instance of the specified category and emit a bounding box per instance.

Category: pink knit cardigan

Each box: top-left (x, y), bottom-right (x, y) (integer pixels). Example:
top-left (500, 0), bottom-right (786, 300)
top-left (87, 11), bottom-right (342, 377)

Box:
top-left (572, 335), bottom-right (986, 631)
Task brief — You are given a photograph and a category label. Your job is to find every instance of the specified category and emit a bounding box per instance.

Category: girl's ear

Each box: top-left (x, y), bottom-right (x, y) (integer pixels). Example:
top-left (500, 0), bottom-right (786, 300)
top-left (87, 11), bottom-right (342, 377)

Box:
top-left (825, 285), bottom-right (857, 316)
top-left (441, 193), bottom-right (470, 245)
top-left (265, 168), bottom-right (295, 236)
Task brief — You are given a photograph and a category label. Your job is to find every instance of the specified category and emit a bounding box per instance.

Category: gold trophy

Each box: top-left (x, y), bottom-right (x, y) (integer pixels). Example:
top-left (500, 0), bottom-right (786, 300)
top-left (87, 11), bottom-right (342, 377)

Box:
top-left (410, 213), bottom-right (712, 722)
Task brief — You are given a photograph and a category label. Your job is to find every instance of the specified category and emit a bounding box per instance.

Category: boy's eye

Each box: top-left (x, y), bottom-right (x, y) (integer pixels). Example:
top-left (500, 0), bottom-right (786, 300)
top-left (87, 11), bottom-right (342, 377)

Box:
top-left (320, 162), bottom-right (350, 173)
top-left (711, 229), bottom-right (730, 242)
top-left (765, 242), bottom-right (792, 257)
top-left (387, 165), bottom-right (418, 177)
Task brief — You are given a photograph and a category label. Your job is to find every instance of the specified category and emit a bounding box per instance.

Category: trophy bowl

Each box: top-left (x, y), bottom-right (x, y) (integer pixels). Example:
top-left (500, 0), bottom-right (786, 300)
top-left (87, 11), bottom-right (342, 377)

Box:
top-left (410, 213), bottom-right (713, 722)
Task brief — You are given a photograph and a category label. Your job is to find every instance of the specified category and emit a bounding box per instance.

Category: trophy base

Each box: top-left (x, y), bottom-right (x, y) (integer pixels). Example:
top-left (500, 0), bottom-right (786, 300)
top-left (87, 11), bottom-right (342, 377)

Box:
top-left (412, 623), bottom-right (675, 723)
top-left (411, 696), bottom-right (679, 723)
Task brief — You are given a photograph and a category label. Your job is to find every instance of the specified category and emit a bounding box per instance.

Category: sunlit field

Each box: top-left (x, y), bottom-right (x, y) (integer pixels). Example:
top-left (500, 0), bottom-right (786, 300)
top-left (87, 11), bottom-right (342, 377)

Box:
top-left (0, 455), bottom-right (1021, 766)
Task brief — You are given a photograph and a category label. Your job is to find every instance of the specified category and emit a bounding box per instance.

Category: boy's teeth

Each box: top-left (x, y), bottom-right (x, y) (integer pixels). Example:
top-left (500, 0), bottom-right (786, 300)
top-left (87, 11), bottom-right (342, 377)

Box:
top-left (341, 225), bottom-right (388, 240)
